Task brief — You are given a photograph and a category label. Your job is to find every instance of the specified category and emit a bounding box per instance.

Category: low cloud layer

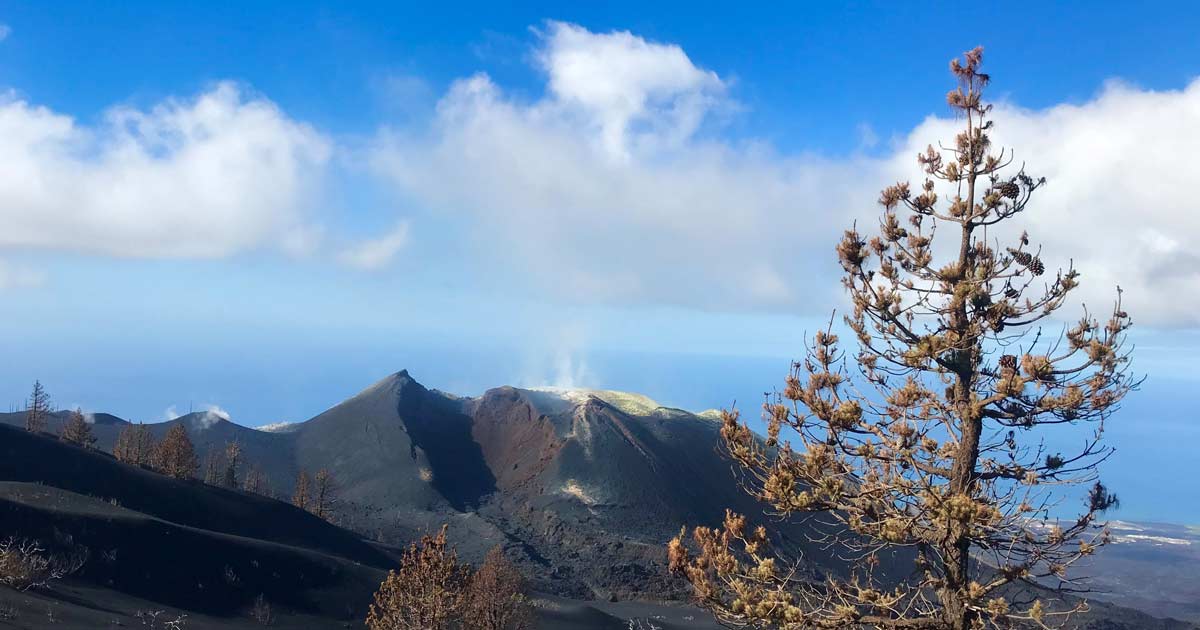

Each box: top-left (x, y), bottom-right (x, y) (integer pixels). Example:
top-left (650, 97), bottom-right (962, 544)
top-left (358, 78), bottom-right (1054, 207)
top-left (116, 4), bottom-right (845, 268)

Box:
top-left (0, 82), bottom-right (330, 259)
top-left (2, 23), bottom-right (1198, 328)
top-left (887, 79), bottom-right (1200, 325)
top-left (372, 23), bottom-right (1200, 326)
top-left (372, 21), bottom-right (862, 310)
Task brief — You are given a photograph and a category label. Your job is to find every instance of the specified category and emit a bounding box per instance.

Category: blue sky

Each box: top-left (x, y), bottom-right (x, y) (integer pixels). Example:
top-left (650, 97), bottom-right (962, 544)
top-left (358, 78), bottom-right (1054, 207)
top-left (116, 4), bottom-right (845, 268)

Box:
top-left (0, 2), bottom-right (1197, 522)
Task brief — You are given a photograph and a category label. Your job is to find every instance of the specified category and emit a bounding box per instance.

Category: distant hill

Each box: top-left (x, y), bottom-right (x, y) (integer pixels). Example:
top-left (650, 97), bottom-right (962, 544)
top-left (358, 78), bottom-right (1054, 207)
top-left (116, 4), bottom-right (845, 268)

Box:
top-left (2, 372), bottom-right (1195, 628)
top-left (0, 423), bottom-right (390, 627)
top-left (1080, 521), bottom-right (1200, 623)
top-left (0, 423), bottom-right (725, 628)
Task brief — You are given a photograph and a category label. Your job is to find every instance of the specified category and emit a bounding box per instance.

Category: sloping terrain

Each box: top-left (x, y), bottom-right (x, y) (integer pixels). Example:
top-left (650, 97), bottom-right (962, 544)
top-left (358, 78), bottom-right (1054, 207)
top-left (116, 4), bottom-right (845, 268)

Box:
top-left (0, 424), bottom-right (388, 567)
top-left (1080, 521), bottom-right (1200, 623)
top-left (0, 410), bottom-right (129, 451)
top-left (0, 424), bottom-right (390, 627)
top-left (462, 384), bottom-right (841, 598)
top-left (0, 482), bottom-right (385, 621)
top-left (2, 372), bottom-right (1195, 628)
top-left (0, 424), bottom-right (721, 629)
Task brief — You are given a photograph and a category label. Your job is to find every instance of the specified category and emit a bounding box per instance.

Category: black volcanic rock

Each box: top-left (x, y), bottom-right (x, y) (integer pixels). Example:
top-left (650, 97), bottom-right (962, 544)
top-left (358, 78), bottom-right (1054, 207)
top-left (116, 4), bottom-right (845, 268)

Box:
top-left (293, 371), bottom-right (459, 514)
top-left (0, 423), bottom-right (390, 568)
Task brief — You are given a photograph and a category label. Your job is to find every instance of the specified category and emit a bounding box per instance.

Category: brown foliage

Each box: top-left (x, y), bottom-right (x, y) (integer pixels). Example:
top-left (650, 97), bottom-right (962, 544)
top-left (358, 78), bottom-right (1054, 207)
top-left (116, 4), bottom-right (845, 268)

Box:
top-left (201, 441), bottom-right (244, 488)
top-left (24, 380), bottom-right (50, 434)
top-left (243, 464), bottom-right (270, 496)
top-left (366, 525), bottom-right (471, 630)
top-left (203, 450), bottom-right (223, 485)
top-left (223, 441), bottom-right (242, 488)
top-left (311, 468), bottom-right (338, 521)
top-left (0, 537), bottom-right (86, 592)
top-left (154, 424), bottom-right (198, 480)
top-left (464, 547), bottom-right (533, 630)
top-left (292, 470), bottom-right (311, 510)
top-left (60, 408), bottom-right (96, 449)
top-left (670, 47), bottom-right (1136, 630)
top-left (113, 422), bottom-right (157, 466)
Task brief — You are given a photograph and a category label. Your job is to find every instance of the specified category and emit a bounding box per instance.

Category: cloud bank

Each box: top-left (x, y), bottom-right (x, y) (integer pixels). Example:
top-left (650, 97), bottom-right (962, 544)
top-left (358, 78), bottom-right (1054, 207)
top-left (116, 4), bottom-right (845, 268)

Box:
top-left (2, 22), bottom-right (1198, 328)
top-left (0, 82), bottom-right (330, 259)
top-left (371, 22), bottom-right (1200, 326)
top-left (886, 80), bottom-right (1200, 325)
top-left (373, 21), bottom-right (863, 310)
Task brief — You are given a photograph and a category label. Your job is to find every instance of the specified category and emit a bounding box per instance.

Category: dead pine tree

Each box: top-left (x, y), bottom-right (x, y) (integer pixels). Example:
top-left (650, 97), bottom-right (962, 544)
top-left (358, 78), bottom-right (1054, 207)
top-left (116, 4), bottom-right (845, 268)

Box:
top-left (312, 468), bottom-right (337, 521)
top-left (203, 450), bottom-right (224, 485)
top-left (292, 470), bottom-right (311, 511)
top-left (154, 424), bottom-right (198, 480)
top-left (670, 47), bottom-right (1136, 630)
top-left (113, 422), bottom-right (157, 466)
top-left (222, 441), bottom-right (242, 489)
top-left (60, 408), bottom-right (96, 449)
top-left (24, 381), bottom-right (51, 434)
top-left (243, 464), bottom-right (270, 497)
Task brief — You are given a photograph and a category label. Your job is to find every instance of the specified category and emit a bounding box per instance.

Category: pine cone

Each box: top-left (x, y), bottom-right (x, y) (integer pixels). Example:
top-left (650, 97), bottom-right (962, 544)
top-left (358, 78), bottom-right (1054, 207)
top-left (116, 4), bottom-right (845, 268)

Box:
top-left (999, 355), bottom-right (1018, 370)
top-left (1006, 248), bottom-right (1044, 275)
top-left (996, 181), bottom-right (1019, 199)
top-left (1009, 249), bottom-right (1033, 267)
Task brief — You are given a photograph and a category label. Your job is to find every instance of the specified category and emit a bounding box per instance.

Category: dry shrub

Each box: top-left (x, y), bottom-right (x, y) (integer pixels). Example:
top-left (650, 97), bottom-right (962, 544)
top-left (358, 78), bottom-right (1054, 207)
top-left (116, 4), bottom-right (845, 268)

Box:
top-left (464, 547), bottom-right (532, 630)
top-left (366, 531), bottom-right (533, 630)
top-left (250, 593), bottom-right (275, 626)
top-left (0, 537), bottom-right (86, 591)
top-left (366, 525), bottom-right (470, 630)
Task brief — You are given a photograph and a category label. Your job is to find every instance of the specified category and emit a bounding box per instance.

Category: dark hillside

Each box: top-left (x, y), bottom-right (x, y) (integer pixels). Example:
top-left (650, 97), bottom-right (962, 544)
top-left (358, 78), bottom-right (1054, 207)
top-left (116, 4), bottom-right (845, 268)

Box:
top-left (155, 413), bottom-right (299, 496)
top-left (292, 371), bottom-right (449, 515)
top-left (0, 410), bottom-right (129, 452)
top-left (0, 482), bottom-right (385, 619)
top-left (0, 423), bottom-right (389, 568)
top-left (0, 375), bottom-right (1193, 629)
top-left (394, 375), bottom-right (495, 510)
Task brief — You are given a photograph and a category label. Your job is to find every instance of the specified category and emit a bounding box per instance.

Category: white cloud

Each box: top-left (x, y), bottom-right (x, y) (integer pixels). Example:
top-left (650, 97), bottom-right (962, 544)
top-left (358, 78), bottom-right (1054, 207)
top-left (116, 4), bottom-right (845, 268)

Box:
top-left (338, 221), bottom-right (411, 270)
top-left (371, 23), bottom-right (1200, 326)
top-left (373, 22), bottom-right (860, 310)
top-left (885, 78), bottom-right (1200, 326)
top-left (535, 21), bottom-right (725, 159)
top-left (0, 24), bottom-right (11, 42)
top-left (0, 82), bottom-right (330, 258)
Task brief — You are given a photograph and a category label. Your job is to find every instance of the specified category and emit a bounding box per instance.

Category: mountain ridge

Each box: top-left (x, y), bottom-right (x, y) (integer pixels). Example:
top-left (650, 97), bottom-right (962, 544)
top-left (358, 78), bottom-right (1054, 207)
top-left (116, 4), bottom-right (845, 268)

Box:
top-left (2, 370), bottom-right (1195, 626)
